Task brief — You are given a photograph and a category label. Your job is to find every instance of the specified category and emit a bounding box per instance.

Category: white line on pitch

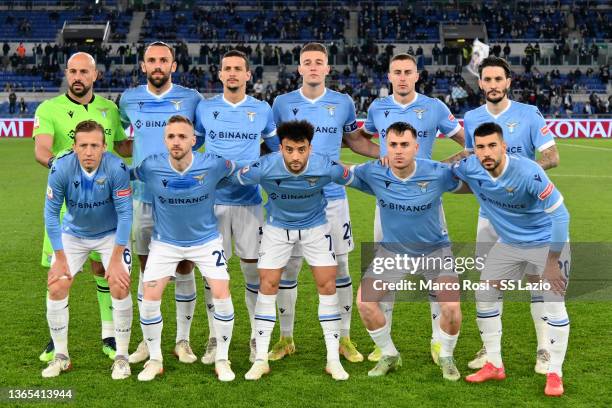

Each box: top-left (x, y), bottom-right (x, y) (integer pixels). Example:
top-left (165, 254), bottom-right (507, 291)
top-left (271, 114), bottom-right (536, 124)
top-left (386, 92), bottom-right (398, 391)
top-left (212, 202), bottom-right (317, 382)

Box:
top-left (557, 143), bottom-right (612, 152)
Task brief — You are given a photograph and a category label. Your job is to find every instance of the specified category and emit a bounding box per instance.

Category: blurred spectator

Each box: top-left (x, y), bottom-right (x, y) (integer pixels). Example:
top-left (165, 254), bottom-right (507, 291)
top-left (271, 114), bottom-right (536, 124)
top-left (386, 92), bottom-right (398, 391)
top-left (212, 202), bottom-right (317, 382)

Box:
top-left (8, 91), bottom-right (17, 114)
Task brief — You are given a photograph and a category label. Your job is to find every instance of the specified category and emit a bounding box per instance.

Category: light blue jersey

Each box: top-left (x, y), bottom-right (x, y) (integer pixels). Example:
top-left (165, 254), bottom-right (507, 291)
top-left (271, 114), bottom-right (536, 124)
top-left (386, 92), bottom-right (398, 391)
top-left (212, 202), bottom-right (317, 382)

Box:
top-left (45, 152), bottom-right (133, 250)
top-left (132, 152), bottom-right (236, 247)
top-left (452, 154), bottom-right (569, 247)
top-left (464, 101), bottom-right (555, 158)
top-left (272, 88), bottom-right (358, 200)
top-left (348, 159), bottom-right (461, 255)
top-left (363, 94), bottom-right (461, 158)
top-left (234, 152), bottom-right (353, 229)
top-left (194, 95), bottom-right (277, 205)
top-left (119, 84), bottom-right (203, 203)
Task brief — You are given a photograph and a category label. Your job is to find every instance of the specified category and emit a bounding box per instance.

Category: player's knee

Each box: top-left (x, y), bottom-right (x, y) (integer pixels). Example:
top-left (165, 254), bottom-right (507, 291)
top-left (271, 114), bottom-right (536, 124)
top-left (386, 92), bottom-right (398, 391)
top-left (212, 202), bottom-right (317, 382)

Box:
top-left (259, 276), bottom-right (279, 295)
top-left (316, 279), bottom-right (336, 295)
top-left (357, 299), bottom-right (378, 322)
top-left (48, 280), bottom-right (70, 300)
top-left (109, 284), bottom-right (130, 300)
top-left (440, 302), bottom-right (462, 323)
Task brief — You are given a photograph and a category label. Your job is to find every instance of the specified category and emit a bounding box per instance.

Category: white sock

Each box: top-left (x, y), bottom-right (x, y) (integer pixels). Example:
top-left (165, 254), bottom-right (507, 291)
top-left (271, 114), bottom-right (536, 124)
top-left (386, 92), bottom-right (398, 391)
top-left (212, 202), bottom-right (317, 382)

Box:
top-left (241, 261), bottom-right (259, 339)
top-left (137, 270), bottom-right (144, 306)
top-left (530, 291), bottom-right (548, 351)
top-left (47, 296), bottom-right (69, 357)
top-left (438, 328), bottom-right (459, 358)
top-left (213, 297), bottom-right (234, 361)
top-left (175, 270), bottom-right (197, 343)
top-left (429, 291), bottom-right (441, 343)
top-left (111, 295), bottom-right (132, 358)
top-left (254, 293), bottom-right (277, 361)
top-left (277, 256), bottom-right (301, 338)
top-left (140, 299), bottom-right (163, 361)
top-left (335, 254), bottom-right (353, 338)
top-left (318, 293), bottom-right (341, 362)
top-left (367, 321), bottom-right (398, 357)
top-left (476, 301), bottom-right (503, 367)
top-left (545, 301), bottom-right (570, 377)
top-left (204, 282), bottom-right (216, 339)
top-left (380, 293), bottom-right (395, 332)
top-left (101, 321), bottom-right (115, 340)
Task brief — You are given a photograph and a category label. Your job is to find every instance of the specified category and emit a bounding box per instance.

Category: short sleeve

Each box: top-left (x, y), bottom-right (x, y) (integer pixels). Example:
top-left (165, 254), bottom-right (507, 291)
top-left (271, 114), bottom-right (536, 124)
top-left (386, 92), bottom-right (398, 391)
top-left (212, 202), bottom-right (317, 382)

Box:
top-left (363, 102), bottom-right (377, 134)
top-left (343, 94), bottom-right (358, 133)
top-left (529, 106), bottom-right (555, 152)
top-left (262, 103), bottom-right (277, 138)
top-left (33, 101), bottom-right (55, 137)
top-left (435, 99), bottom-right (461, 138)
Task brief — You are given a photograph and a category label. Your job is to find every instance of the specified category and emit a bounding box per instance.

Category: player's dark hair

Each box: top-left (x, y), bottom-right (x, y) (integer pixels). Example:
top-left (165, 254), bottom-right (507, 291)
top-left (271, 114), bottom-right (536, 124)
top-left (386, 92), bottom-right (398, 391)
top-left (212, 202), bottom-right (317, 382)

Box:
top-left (145, 41), bottom-right (175, 61)
top-left (474, 122), bottom-right (504, 139)
top-left (300, 42), bottom-right (328, 57)
top-left (389, 53), bottom-right (418, 71)
top-left (478, 56), bottom-right (511, 79)
top-left (277, 120), bottom-right (314, 145)
top-left (222, 50), bottom-right (250, 71)
top-left (73, 120), bottom-right (105, 143)
top-left (386, 121), bottom-right (417, 140)
top-left (167, 114), bottom-right (193, 128)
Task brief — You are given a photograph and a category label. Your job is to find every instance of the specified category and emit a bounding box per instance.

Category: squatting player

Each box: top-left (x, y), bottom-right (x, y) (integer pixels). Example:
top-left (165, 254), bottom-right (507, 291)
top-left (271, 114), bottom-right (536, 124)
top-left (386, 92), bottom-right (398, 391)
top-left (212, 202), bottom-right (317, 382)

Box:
top-left (347, 122), bottom-right (463, 380)
top-left (270, 42), bottom-right (380, 363)
top-left (119, 41), bottom-right (203, 365)
top-left (354, 53), bottom-right (467, 363)
top-left (194, 50), bottom-right (279, 364)
top-left (459, 57), bottom-right (560, 373)
top-left (131, 116), bottom-right (237, 382)
top-left (235, 120), bottom-right (354, 381)
top-left (34, 52), bottom-right (130, 363)
top-left (454, 122), bottom-right (570, 397)
top-left (43, 120), bottom-right (133, 380)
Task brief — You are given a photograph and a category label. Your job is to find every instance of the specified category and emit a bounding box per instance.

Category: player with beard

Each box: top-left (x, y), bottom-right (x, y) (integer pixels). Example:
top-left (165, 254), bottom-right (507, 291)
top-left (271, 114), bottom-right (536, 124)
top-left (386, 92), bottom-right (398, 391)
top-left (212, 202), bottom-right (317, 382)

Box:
top-left (119, 42), bottom-right (203, 366)
top-left (456, 57), bottom-right (561, 374)
top-left (33, 52), bottom-right (131, 364)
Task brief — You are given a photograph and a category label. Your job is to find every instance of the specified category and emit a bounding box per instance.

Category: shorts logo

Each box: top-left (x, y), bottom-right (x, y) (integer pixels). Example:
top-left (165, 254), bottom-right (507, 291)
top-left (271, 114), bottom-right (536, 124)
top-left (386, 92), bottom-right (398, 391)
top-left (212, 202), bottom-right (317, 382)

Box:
top-left (116, 187), bottom-right (132, 197)
top-left (538, 183), bottom-right (554, 200)
top-left (46, 185), bottom-right (53, 199)
top-left (417, 181), bottom-right (430, 192)
top-left (541, 125), bottom-right (550, 136)
top-left (448, 113), bottom-right (456, 121)
top-left (414, 108), bottom-right (426, 119)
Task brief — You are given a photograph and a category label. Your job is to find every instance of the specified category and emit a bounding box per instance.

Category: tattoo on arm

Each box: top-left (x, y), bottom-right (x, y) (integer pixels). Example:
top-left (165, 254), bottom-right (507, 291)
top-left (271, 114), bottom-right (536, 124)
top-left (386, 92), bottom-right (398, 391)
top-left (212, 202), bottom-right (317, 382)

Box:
top-left (146, 281), bottom-right (157, 288)
top-left (537, 146), bottom-right (560, 170)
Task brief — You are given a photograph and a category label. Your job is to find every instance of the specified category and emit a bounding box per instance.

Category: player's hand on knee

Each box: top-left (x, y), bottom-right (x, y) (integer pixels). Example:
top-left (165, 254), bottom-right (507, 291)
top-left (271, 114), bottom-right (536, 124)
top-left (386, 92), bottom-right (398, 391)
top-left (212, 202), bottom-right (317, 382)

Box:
top-left (48, 259), bottom-right (71, 286)
top-left (543, 259), bottom-right (567, 296)
top-left (106, 259), bottom-right (131, 290)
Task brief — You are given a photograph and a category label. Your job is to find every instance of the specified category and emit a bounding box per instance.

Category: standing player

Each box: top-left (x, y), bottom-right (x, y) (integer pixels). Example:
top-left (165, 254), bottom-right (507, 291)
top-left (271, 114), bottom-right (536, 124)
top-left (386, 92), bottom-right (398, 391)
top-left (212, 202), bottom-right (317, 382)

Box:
top-left (454, 123), bottom-right (570, 397)
top-left (131, 115), bottom-right (237, 382)
top-left (43, 120), bottom-right (133, 379)
top-left (354, 53), bottom-right (466, 363)
top-left (270, 42), bottom-right (380, 363)
top-left (234, 120), bottom-right (353, 381)
top-left (194, 50), bottom-right (279, 364)
top-left (459, 57), bottom-right (560, 373)
top-left (34, 52), bottom-right (130, 363)
top-left (346, 122), bottom-right (463, 380)
top-left (119, 41), bottom-right (203, 365)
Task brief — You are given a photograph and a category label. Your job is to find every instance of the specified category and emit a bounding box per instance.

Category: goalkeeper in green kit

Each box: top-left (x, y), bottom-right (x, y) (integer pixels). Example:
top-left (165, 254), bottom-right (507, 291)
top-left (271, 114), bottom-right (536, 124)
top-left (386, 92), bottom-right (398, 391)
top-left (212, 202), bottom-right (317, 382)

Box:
top-left (33, 52), bottom-right (131, 362)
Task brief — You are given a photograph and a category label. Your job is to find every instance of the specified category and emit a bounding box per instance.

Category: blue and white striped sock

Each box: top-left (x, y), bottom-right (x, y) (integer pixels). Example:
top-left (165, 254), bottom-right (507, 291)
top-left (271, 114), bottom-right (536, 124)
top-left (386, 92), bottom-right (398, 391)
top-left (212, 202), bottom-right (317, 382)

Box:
top-left (254, 293), bottom-right (277, 361)
top-left (140, 299), bottom-right (163, 361)
top-left (213, 297), bottom-right (234, 361)
top-left (175, 270), bottom-right (196, 343)
top-left (476, 301), bottom-right (502, 367)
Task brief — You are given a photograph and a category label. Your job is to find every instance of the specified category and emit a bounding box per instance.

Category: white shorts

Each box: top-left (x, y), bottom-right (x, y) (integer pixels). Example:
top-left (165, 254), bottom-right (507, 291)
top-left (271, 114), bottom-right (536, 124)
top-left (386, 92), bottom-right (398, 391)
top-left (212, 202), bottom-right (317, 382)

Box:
top-left (52, 233), bottom-right (132, 277)
top-left (215, 204), bottom-right (263, 260)
top-left (291, 198), bottom-right (354, 257)
top-left (476, 215), bottom-right (538, 275)
top-left (144, 236), bottom-right (230, 282)
top-left (374, 204), bottom-right (383, 242)
top-left (259, 223), bottom-right (337, 270)
top-left (482, 242), bottom-right (571, 282)
top-left (133, 200), bottom-right (153, 256)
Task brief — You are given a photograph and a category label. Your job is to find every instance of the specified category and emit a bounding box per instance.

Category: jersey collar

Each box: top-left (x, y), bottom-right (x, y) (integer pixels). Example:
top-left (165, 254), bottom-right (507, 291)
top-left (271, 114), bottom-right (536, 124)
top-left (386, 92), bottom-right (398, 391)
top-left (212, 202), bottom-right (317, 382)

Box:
top-left (488, 154), bottom-right (510, 182)
top-left (168, 154), bottom-right (194, 176)
top-left (65, 92), bottom-right (95, 106)
top-left (391, 92), bottom-right (418, 109)
top-left (390, 160), bottom-right (417, 182)
top-left (222, 94), bottom-right (247, 108)
top-left (299, 87), bottom-right (327, 104)
top-left (146, 83), bottom-right (174, 99)
top-left (485, 99), bottom-right (512, 119)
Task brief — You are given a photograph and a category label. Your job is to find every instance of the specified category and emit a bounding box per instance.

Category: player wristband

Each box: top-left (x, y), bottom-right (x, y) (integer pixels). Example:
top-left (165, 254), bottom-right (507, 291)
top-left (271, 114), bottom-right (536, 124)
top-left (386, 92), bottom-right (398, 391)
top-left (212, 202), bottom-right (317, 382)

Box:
top-left (47, 156), bottom-right (55, 169)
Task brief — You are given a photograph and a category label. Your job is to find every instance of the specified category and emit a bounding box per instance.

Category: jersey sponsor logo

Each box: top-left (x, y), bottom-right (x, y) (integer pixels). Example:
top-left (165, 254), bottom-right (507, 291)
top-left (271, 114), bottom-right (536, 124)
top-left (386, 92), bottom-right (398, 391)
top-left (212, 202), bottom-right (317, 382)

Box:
top-left (506, 121), bottom-right (519, 133)
top-left (506, 146), bottom-right (523, 154)
top-left (541, 125), bottom-right (550, 136)
top-left (538, 183), bottom-right (554, 200)
top-left (315, 126), bottom-right (338, 134)
top-left (414, 108), bottom-right (426, 119)
top-left (379, 198), bottom-right (433, 212)
top-left (478, 193), bottom-right (526, 209)
top-left (157, 194), bottom-right (209, 205)
top-left (417, 181), bottom-right (430, 192)
top-left (417, 130), bottom-right (430, 138)
top-left (68, 198), bottom-right (111, 208)
top-left (116, 187), bottom-right (132, 197)
top-left (46, 185), bottom-right (53, 200)
top-left (247, 111), bottom-right (256, 122)
top-left (210, 130), bottom-right (259, 140)
top-left (269, 191), bottom-right (318, 200)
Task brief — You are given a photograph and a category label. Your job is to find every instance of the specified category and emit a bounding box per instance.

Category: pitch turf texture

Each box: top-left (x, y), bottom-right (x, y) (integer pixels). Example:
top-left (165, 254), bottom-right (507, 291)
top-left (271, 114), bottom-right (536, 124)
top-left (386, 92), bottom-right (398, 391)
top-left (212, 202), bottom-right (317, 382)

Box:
top-left (1, 138), bottom-right (611, 407)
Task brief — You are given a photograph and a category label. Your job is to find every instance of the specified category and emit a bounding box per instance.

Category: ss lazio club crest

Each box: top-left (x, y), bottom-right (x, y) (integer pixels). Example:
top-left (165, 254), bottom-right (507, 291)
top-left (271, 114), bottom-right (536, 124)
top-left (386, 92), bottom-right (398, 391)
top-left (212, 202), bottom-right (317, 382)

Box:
top-left (506, 121), bottom-right (519, 133)
top-left (325, 105), bottom-right (335, 117)
top-left (416, 181), bottom-right (430, 192)
top-left (95, 177), bottom-right (106, 188)
top-left (306, 177), bottom-right (319, 186)
top-left (505, 186), bottom-right (516, 196)
top-left (193, 172), bottom-right (207, 184)
top-left (97, 108), bottom-right (108, 118)
top-left (414, 108), bottom-right (426, 119)
top-left (170, 100), bottom-right (182, 111)
top-left (246, 111), bottom-right (256, 122)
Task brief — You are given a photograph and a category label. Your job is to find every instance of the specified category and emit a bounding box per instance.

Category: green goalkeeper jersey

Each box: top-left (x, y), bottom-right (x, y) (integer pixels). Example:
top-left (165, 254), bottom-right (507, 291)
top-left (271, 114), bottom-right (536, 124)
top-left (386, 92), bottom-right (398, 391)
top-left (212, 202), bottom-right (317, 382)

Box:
top-left (33, 93), bottom-right (127, 155)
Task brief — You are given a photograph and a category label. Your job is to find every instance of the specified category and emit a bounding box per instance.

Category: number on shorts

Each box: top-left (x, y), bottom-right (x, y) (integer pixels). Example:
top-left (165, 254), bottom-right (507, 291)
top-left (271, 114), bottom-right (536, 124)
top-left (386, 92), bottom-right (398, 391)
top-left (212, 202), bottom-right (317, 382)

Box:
top-left (213, 250), bottom-right (227, 267)
top-left (343, 222), bottom-right (352, 241)
top-left (557, 259), bottom-right (570, 279)
top-left (324, 234), bottom-right (333, 251)
top-left (123, 248), bottom-right (132, 265)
